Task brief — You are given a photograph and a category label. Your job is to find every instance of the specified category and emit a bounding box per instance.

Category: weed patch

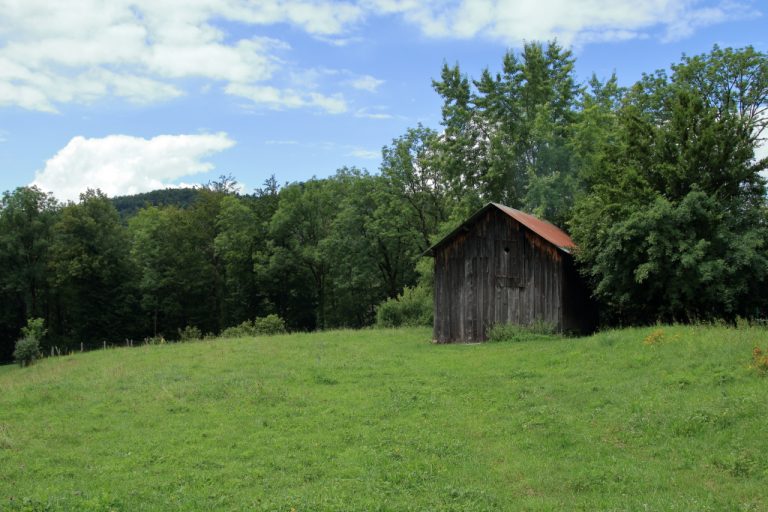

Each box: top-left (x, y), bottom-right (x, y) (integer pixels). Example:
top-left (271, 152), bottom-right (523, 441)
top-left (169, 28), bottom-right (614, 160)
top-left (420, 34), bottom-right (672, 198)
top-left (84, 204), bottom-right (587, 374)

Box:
top-left (751, 345), bottom-right (768, 375)
top-left (0, 424), bottom-right (11, 450)
top-left (488, 321), bottom-right (557, 342)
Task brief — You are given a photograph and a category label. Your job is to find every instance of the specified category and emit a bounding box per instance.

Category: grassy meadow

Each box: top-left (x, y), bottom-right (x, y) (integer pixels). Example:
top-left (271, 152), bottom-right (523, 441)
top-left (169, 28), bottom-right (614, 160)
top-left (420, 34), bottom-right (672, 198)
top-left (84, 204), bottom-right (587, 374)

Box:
top-left (1, 325), bottom-right (767, 511)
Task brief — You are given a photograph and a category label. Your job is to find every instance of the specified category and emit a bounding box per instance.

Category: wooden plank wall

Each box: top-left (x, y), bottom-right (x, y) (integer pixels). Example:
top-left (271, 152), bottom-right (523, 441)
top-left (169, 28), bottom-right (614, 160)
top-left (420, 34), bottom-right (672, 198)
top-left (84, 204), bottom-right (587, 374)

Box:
top-left (433, 209), bottom-right (566, 342)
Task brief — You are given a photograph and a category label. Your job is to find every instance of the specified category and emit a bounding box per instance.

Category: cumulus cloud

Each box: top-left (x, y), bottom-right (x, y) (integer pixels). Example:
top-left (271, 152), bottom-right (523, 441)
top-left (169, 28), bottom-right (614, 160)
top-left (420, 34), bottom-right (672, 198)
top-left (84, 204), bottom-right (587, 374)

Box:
top-left (349, 75), bottom-right (384, 92)
top-left (348, 147), bottom-right (380, 159)
top-left (225, 84), bottom-right (347, 113)
top-left (354, 107), bottom-right (393, 119)
top-left (0, 0), bottom-right (358, 113)
top-left (0, 0), bottom-right (757, 114)
top-left (31, 133), bottom-right (235, 202)
top-left (364, 0), bottom-right (758, 46)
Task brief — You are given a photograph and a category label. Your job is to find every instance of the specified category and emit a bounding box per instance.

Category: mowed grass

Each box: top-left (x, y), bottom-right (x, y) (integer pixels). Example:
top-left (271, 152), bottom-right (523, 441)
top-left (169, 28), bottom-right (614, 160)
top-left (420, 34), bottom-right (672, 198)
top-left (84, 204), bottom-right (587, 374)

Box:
top-left (1, 325), bottom-right (767, 511)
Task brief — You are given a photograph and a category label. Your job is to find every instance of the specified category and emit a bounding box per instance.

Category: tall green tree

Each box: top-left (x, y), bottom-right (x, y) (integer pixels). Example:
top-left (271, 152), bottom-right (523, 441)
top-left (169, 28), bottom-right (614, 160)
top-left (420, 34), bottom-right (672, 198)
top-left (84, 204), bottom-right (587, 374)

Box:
top-left (380, 126), bottom-right (449, 249)
top-left (48, 190), bottom-right (138, 346)
top-left (570, 74), bottom-right (625, 191)
top-left (571, 46), bottom-right (768, 323)
top-left (324, 170), bottom-right (423, 326)
top-left (672, 45), bottom-right (768, 148)
top-left (431, 41), bottom-right (581, 226)
top-left (270, 177), bottom-right (344, 329)
top-left (0, 187), bottom-right (58, 360)
top-left (129, 187), bottom-right (238, 337)
top-left (129, 206), bottom-right (183, 337)
top-left (215, 195), bottom-right (261, 327)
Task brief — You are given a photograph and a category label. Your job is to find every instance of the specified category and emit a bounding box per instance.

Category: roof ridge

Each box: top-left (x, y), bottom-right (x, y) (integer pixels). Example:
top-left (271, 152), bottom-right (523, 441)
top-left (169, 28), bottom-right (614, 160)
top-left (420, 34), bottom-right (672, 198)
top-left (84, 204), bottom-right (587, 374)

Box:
top-left (424, 202), bottom-right (575, 256)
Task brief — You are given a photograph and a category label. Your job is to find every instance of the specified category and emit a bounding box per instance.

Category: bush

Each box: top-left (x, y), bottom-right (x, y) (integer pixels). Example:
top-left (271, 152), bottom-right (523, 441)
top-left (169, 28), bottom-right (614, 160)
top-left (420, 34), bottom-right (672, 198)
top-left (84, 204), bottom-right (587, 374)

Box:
top-left (13, 318), bottom-right (46, 367)
top-left (375, 286), bottom-right (433, 328)
top-left (21, 317), bottom-right (47, 341)
top-left (252, 314), bottom-right (287, 335)
top-left (177, 325), bottom-right (202, 342)
top-left (13, 337), bottom-right (41, 367)
top-left (220, 315), bottom-right (287, 338)
top-left (144, 335), bottom-right (166, 345)
top-left (488, 320), bottom-right (557, 343)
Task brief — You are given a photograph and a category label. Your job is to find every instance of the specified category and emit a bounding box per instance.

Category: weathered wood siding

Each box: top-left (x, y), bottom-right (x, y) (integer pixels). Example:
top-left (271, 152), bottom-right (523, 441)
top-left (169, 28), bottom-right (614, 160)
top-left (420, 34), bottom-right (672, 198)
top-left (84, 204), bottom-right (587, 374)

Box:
top-left (433, 209), bottom-right (577, 342)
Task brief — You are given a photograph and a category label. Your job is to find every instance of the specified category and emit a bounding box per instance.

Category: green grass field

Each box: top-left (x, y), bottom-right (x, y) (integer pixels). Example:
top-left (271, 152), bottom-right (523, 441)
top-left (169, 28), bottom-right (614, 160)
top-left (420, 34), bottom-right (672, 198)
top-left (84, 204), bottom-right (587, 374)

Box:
top-left (1, 325), bottom-right (767, 511)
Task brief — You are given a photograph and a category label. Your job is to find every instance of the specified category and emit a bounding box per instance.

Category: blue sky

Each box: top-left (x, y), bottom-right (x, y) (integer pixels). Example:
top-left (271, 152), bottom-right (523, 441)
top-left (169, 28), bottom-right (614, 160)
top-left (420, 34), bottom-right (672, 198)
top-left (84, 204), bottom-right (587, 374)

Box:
top-left (0, 0), bottom-right (765, 201)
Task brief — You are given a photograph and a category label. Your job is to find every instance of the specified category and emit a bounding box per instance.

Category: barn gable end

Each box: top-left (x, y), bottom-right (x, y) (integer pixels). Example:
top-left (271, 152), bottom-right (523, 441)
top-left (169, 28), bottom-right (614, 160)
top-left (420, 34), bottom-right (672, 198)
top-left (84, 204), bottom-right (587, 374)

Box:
top-left (427, 203), bottom-right (595, 342)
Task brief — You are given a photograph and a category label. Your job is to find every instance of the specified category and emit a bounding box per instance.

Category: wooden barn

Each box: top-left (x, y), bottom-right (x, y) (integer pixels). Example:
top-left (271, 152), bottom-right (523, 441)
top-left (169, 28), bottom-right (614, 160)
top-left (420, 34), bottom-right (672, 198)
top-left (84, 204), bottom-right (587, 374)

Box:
top-left (426, 203), bottom-right (595, 342)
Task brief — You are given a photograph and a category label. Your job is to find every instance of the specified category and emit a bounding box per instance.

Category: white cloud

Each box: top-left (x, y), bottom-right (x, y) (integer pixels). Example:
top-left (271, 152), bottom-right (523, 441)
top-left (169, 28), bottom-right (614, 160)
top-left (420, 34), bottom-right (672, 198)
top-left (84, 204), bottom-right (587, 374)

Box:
top-left (314, 35), bottom-right (364, 47)
top-left (354, 107), bottom-right (393, 119)
top-left (308, 93), bottom-right (348, 114)
top-left (31, 133), bottom-right (235, 202)
top-left (0, 0), bottom-right (757, 114)
top-left (0, 0), bottom-right (357, 112)
top-left (225, 84), bottom-right (347, 113)
top-left (222, 1), bottom-right (364, 35)
top-left (661, 2), bottom-right (755, 42)
top-left (348, 147), bottom-right (380, 159)
top-left (363, 0), bottom-right (759, 46)
top-left (349, 74), bottom-right (384, 92)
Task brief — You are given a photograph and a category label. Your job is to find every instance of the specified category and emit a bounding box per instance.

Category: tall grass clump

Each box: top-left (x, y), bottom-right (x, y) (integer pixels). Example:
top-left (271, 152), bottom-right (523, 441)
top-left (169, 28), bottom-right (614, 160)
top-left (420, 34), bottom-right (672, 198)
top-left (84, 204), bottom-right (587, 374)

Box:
top-left (488, 320), bottom-right (557, 342)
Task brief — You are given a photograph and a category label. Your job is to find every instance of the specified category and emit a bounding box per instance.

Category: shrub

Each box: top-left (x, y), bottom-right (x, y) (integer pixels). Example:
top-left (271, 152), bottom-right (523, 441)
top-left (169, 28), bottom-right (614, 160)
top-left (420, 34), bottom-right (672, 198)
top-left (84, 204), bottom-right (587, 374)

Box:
top-left (375, 286), bottom-right (433, 328)
top-left (13, 337), bottom-right (41, 367)
top-left (219, 324), bottom-right (248, 338)
top-left (178, 325), bottom-right (202, 342)
top-left (252, 314), bottom-right (287, 335)
top-left (488, 320), bottom-right (557, 343)
top-left (220, 315), bottom-right (287, 338)
top-left (144, 335), bottom-right (166, 345)
top-left (13, 318), bottom-right (46, 367)
top-left (21, 317), bottom-right (47, 341)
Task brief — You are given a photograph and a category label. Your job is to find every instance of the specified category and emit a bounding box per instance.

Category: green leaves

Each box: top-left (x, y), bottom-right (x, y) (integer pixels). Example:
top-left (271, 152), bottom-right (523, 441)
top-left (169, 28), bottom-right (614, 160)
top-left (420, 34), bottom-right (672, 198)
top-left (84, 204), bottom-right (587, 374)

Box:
top-left (0, 187), bottom-right (57, 360)
top-left (429, 41), bottom-right (581, 227)
top-left (49, 189), bottom-right (137, 344)
top-left (571, 44), bottom-right (768, 323)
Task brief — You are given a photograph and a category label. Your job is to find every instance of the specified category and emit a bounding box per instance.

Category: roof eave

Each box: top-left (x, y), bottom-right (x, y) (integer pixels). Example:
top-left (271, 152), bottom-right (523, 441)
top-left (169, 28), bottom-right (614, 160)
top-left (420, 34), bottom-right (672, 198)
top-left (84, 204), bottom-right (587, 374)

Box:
top-left (422, 203), bottom-right (496, 257)
top-left (423, 202), bottom-right (576, 257)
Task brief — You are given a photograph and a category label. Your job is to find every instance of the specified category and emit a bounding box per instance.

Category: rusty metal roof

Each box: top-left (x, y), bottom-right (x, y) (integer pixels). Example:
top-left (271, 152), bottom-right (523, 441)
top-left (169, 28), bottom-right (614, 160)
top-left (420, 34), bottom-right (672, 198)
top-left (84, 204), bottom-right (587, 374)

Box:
top-left (491, 203), bottom-right (575, 253)
top-left (425, 202), bottom-right (575, 256)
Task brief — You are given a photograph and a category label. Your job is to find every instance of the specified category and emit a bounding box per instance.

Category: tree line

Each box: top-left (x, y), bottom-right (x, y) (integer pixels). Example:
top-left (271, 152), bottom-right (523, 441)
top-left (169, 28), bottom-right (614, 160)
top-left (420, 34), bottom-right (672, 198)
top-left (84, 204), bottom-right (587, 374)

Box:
top-left (1, 42), bottom-right (767, 361)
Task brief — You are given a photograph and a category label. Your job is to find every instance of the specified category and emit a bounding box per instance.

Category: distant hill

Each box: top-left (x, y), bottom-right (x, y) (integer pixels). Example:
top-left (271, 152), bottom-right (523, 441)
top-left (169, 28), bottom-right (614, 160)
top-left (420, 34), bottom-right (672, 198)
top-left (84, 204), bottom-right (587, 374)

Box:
top-left (110, 187), bottom-right (201, 219)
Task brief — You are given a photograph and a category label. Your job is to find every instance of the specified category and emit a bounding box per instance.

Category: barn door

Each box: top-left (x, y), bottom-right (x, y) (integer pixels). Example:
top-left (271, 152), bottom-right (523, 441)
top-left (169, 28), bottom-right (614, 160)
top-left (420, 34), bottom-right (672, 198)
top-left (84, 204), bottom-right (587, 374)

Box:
top-left (495, 238), bottom-right (522, 288)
